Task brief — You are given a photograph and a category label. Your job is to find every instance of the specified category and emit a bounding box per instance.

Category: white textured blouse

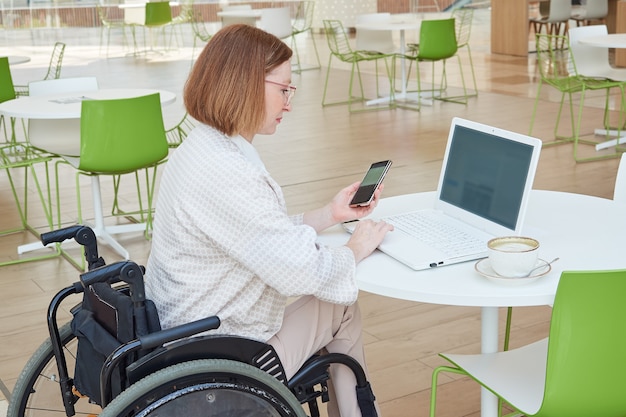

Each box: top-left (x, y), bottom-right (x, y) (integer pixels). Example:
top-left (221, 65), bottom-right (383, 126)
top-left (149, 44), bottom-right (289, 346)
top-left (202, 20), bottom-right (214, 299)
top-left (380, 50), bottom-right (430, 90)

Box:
top-left (145, 124), bottom-right (358, 342)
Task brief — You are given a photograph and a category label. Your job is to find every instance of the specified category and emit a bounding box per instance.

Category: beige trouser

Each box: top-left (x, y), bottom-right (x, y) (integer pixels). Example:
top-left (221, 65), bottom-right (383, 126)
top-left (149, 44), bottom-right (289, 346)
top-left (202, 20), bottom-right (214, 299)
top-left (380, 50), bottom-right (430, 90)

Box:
top-left (267, 296), bottom-right (381, 417)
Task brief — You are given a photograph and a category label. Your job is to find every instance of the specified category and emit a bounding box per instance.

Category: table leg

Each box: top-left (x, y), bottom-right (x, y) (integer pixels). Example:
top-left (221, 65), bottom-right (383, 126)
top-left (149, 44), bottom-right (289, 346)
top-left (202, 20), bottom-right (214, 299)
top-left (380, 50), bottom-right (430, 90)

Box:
top-left (365, 29), bottom-right (433, 107)
top-left (594, 128), bottom-right (626, 151)
top-left (481, 307), bottom-right (500, 417)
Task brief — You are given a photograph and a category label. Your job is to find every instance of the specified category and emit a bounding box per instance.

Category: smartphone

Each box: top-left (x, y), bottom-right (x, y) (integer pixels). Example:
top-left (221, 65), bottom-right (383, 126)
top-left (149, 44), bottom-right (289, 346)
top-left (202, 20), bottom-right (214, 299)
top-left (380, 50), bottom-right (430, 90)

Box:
top-left (349, 160), bottom-right (392, 207)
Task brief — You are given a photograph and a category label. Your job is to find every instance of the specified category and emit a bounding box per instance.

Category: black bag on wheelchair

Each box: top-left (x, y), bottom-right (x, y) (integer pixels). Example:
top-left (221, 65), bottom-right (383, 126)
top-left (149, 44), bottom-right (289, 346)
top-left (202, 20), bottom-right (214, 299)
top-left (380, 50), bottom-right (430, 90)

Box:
top-left (70, 279), bottom-right (161, 406)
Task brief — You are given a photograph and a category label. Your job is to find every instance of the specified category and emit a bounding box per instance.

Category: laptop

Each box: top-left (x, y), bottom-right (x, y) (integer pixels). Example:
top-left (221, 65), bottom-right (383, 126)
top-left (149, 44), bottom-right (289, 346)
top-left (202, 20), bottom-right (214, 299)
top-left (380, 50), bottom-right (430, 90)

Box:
top-left (344, 117), bottom-right (543, 270)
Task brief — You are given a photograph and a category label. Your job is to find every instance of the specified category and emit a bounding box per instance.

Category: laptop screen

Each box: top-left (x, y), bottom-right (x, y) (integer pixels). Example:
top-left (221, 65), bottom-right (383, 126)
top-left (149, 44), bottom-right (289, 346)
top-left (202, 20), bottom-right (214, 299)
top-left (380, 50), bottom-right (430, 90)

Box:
top-left (438, 120), bottom-right (540, 232)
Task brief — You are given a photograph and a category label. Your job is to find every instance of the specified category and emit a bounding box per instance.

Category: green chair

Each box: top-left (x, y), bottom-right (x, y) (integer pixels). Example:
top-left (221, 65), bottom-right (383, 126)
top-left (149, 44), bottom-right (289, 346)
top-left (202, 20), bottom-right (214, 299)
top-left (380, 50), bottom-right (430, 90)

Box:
top-left (190, 12), bottom-right (212, 64)
top-left (322, 19), bottom-right (396, 113)
top-left (168, 0), bottom-right (194, 49)
top-left (14, 42), bottom-right (66, 97)
top-left (1, 56), bottom-right (19, 144)
top-left (451, 8), bottom-right (477, 98)
top-left (142, 1), bottom-right (173, 52)
top-left (97, 5), bottom-right (136, 57)
top-left (110, 111), bottom-right (193, 221)
top-left (528, 33), bottom-right (626, 162)
top-left (0, 57), bottom-right (61, 267)
top-left (57, 93), bottom-right (168, 260)
top-left (288, 1), bottom-right (320, 73)
top-left (398, 18), bottom-right (465, 111)
top-left (429, 268), bottom-right (626, 417)
top-left (165, 111), bottom-right (195, 148)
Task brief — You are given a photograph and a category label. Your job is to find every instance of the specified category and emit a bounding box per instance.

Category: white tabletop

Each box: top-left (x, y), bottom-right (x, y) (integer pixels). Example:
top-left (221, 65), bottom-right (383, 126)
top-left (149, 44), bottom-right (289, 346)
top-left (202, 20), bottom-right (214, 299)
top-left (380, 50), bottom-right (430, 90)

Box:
top-left (578, 33), bottom-right (626, 49)
top-left (0, 88), bottom-right (176, 119)
top-left (318, 190), bottom-right (626, 307)
top-left (0, 88), bottom-right (175, 156)
top-left (354, 18), bottom-right (421, 32)
top-left (317, 189), bottom-right (626, 417)
top-left (7, 55), bottom-right (31, 65)
top-left (217, 10), bottom-right (262, 18)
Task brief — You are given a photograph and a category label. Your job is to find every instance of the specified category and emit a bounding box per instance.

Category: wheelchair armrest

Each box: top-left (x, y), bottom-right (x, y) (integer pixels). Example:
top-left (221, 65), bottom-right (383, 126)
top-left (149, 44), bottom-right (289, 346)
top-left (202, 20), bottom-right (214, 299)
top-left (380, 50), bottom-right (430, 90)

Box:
top-left (100, 315), bottom-right (221, 406)
top-left (139, 316), bottom-right (221, 350)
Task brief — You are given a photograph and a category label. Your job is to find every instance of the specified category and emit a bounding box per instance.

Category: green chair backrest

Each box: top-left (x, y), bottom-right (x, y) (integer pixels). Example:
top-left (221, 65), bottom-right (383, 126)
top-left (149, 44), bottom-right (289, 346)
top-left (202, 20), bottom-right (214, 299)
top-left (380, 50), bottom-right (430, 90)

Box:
top-left (293, 1), bottom-right (314, 34)
top-left (452, 8), bottom-right (473, 47)
top-left (0, 57), bottom-right (17, 103)
top-left (43, 42), bottom-right (66, 81)
top-left (417, 18), bottom-right (457, 61)
top-left (323, 20), bottom-right (353, 57)
top-left (537, 269), bottom-right (626, 417)
top-left (535, 33), bottom-right (581, 91)
top-left (79, 93), bottom-right (168, 174)
top-left (145, 2), bottom-right (173, 26)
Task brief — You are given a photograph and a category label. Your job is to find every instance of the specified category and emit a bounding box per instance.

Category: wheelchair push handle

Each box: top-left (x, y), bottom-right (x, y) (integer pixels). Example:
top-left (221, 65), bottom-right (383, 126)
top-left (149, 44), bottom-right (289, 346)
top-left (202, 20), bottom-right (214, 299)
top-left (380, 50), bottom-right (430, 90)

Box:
top-left (40, 225), bottom-right (103, 269)
top-left (80, 261), bottom-right (147, 303)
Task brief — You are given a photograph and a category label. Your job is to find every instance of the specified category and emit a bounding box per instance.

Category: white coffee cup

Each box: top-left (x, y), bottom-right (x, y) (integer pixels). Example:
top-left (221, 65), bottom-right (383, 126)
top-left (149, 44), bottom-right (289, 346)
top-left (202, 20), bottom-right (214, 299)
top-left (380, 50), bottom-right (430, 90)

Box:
top-left (487, 236), bottom-right (540, 278)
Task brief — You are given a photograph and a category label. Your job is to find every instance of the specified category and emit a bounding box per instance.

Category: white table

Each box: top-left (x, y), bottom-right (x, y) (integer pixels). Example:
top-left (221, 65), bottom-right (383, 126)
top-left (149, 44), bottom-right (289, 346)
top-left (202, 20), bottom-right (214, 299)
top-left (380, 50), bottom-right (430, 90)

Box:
top-left (578, 34), bottom-right (626, 150)
top-left (7, 55), bottom-right (31, 65)
top-left (317, 190), bottom-right (626, 417)
top-left (354, 18), bottom-right (429, 107)
top-left (0, 88), bottom-right (176, 260)
top-left (217, 9), bottom-right (262, 28)
top-left (578, 33), bottom-right (626, 48)
top-left (0, 88), bottom-right (175, 155)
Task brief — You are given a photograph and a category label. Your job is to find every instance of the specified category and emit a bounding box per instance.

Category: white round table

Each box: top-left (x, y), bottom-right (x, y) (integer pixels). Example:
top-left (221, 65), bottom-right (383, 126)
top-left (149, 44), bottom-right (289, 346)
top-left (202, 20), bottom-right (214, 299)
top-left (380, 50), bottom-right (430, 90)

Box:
top-left (0, 88), bottom-right (176, 156)
top-left (317, 189), bottom-right (626, 417)
top-left (7, 55), bottom-right (31, 65)
top-left (355, 18), bottom-right (422, 106)
top-left (577, 33), bottom-right (626, 48)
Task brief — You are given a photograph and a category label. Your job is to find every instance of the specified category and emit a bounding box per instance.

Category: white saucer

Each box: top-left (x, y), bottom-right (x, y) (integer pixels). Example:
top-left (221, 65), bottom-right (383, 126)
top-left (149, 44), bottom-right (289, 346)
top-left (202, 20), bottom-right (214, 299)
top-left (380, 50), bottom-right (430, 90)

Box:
top-left (474, 258), bottom-right (552, 285)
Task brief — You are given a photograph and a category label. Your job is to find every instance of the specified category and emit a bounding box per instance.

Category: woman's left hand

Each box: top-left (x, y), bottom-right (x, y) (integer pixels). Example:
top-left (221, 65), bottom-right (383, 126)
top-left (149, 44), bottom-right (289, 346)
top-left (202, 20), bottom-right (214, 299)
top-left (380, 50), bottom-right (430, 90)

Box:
top-left (303, 182), bottom-right (386, 232)
top-left (330, 181), bottom-right (384, 224)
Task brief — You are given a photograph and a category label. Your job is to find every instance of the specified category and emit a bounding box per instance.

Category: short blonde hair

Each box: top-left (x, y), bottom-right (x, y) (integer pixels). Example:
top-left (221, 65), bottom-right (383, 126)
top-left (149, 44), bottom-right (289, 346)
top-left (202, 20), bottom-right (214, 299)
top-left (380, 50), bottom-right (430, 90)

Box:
top-left (184, 24), bottom-right (293, 136)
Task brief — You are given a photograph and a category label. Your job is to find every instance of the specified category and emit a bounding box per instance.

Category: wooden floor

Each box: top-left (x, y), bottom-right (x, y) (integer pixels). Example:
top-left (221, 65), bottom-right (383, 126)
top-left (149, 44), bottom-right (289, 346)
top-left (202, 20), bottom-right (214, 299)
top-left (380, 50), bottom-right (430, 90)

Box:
top-left (1, 7), bottom-right (624, 416)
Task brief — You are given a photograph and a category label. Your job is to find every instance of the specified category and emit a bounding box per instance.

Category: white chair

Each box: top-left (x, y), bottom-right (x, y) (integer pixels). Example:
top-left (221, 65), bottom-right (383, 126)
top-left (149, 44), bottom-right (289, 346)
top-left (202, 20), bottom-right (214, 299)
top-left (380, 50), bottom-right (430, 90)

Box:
top-left (529, 0), bottom-right (571, 42)
top-left (568, 25), bottom-right (626, 81)
top-left (259, 7), bottom-right (292, 39)
top-left (27, 77), bottom-right (99, 157)
top-left (355, 13), bottom-right (396, 54)
top-left (572, 0), bottom-right (608, 26)
top-left (614, 153), bottom-right (626, 202)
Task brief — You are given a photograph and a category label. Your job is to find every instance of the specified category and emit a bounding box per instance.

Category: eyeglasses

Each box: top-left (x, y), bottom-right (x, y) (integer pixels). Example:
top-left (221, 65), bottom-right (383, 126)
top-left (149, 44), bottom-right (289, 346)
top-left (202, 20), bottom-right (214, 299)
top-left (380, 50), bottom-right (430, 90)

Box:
top-left (265, 79), bottom-right (297, 106)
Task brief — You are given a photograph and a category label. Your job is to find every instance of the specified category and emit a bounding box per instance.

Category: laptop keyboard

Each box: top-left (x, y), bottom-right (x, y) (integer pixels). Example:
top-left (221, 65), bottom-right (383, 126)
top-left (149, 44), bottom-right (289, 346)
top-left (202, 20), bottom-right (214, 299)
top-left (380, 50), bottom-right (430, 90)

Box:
top-left (384, 211), bottom-right (488, 258)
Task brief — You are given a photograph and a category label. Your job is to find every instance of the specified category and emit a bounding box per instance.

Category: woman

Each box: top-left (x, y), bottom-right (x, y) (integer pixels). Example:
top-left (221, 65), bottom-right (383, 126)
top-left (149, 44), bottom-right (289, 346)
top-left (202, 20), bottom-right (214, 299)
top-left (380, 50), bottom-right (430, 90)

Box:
top-left (145, 24), bottom-right (393, 417)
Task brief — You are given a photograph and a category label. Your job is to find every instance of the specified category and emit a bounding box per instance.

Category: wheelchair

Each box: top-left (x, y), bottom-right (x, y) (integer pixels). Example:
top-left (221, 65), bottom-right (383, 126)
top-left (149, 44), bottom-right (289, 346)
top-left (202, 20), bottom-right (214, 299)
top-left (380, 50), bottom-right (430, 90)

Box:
top-left (8, 225), bottom-right (378, 417)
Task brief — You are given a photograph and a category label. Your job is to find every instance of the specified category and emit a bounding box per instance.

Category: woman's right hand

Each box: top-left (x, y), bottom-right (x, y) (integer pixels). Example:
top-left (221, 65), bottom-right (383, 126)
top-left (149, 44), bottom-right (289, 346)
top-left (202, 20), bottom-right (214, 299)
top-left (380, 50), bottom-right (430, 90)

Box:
top-left (345, 219), bottom-right (394, 263)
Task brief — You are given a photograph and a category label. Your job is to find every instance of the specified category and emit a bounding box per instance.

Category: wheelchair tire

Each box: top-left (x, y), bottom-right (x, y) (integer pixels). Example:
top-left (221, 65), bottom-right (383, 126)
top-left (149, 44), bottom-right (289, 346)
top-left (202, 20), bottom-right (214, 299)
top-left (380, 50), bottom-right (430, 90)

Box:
top-left (7, 321), bottom-right (101, 417)
top-left (99, 358), bottom-right (307, 417)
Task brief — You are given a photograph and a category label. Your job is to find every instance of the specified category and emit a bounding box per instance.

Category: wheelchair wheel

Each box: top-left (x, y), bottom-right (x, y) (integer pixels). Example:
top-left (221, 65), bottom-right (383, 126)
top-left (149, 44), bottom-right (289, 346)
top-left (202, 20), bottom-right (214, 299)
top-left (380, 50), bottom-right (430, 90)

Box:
top-left (7, 321), bottom-right (101, 417)
top-left (99, 359), bottom-right (307, 417)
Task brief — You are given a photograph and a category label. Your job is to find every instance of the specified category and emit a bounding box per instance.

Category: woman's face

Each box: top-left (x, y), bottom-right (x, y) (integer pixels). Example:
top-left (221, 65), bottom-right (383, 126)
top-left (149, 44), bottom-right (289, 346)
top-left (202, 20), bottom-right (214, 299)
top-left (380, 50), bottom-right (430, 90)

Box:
top-left (257, 60), bottom-right (293, 137)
